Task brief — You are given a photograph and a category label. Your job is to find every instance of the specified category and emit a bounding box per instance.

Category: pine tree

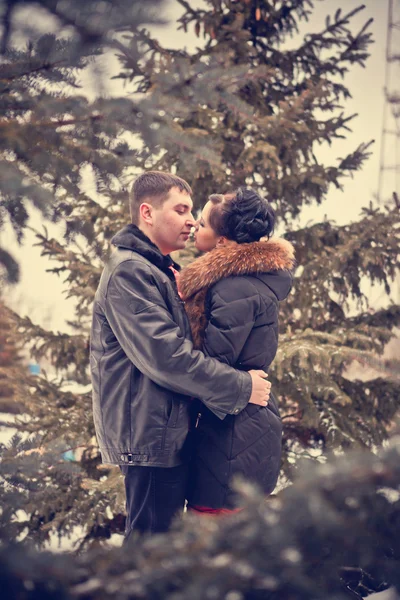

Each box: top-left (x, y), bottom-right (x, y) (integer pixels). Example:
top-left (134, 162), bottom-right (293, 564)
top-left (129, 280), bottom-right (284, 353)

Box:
top-left (0, 0), bottom-right (170, 547)
top-left (0, 0), bottom-right (399, 550)
top-left (0, 299), bottom-right (25, 414)
top-left (114, 0), bottom-right (400, 478)
top-left (2, 439), bottom-right (400, 599)
top-left (0, 0), bottom-right (166, 283)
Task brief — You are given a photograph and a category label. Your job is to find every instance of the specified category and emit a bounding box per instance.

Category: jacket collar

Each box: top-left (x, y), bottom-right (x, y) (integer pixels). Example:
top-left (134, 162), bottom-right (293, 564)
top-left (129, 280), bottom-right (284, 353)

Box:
top-left (179, 237), bottom-right (295, 300)
top-left (111, 224), bottom-right (180, 275)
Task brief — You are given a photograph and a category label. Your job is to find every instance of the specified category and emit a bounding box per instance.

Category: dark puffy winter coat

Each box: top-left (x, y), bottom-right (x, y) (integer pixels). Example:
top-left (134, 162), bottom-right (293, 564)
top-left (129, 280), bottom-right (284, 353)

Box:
top-left (90, 225), bottom-right (252, 468)
top-left (179, 238), bottom-right (295, 508)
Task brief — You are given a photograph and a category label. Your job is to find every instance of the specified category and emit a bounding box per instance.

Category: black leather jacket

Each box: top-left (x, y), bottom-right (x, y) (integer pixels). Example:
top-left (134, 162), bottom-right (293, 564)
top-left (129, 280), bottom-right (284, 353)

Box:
top-left (90, 225), bottom-right (251, 467)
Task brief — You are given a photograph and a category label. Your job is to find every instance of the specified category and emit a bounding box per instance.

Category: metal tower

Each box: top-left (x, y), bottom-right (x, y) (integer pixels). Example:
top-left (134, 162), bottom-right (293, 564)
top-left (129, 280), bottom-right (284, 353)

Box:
top-left (377, 0), bottom-right (400, 205)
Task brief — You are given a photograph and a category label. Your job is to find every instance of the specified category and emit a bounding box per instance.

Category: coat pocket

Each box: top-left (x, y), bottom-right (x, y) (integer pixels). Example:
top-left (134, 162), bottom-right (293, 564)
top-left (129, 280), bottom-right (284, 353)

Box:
top-left (166, 399), bottom-right (181, 428)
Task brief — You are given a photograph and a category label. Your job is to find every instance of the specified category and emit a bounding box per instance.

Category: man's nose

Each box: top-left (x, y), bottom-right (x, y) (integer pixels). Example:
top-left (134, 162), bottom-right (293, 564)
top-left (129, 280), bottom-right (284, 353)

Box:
top-left (187, 213), bottom-right (195, 226)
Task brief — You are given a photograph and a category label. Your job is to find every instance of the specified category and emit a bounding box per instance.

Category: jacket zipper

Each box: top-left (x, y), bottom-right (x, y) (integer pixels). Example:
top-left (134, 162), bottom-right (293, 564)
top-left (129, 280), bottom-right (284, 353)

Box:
top-left (195, 412), bottom-right (202, 428)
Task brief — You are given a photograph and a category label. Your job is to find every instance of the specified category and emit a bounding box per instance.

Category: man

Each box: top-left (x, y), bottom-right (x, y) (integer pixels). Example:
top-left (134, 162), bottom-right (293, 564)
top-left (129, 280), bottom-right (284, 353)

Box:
top-left (90, 171), bottom-right (271, 539)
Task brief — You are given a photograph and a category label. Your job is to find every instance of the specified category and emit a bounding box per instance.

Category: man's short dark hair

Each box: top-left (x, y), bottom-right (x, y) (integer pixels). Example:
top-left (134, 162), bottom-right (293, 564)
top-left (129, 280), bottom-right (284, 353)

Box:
top-left (130, 171), bottom-right (192, 224)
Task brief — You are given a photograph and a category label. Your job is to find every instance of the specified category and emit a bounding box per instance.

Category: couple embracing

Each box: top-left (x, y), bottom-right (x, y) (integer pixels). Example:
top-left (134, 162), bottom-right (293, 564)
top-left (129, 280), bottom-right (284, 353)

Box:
top-left (90, 171), bottom-right (295, 540)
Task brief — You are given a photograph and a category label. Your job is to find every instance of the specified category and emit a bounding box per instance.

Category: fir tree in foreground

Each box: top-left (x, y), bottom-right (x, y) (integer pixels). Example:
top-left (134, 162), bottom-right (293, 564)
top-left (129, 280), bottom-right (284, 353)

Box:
top-left (2, 440), bottom-right (400, 599)
top-left (0, 0), bottom-right (399, 549)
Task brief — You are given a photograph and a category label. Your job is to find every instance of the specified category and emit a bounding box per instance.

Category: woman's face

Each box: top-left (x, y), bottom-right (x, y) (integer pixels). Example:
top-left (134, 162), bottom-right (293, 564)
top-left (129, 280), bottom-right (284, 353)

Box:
top-left (194, 200), bottom-right (219, 252)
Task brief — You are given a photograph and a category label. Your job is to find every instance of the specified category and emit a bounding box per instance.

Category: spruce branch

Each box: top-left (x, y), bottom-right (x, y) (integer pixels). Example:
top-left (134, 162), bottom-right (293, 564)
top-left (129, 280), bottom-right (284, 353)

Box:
top-left (1, 0), bottom-right (398, 550)
top-left (2, 439), bottom-right (400, 596)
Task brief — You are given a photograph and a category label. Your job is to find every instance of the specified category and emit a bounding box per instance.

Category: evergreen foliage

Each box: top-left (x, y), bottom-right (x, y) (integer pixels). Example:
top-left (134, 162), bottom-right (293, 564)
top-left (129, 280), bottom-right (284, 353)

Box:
top-left (2, 440), bottom-right (400, 599)
top-left (0, 300), bottom-right (25, 413)
top-left (0, 0), bottom-right (165, 282)
top-left (0, 0), bottom-right (399, 555)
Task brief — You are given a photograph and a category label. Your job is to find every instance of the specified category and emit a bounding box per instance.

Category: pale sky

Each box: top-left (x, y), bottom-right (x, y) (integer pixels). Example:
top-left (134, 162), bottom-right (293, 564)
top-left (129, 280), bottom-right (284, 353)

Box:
top-left (2, 0), bottom-right (397, 332)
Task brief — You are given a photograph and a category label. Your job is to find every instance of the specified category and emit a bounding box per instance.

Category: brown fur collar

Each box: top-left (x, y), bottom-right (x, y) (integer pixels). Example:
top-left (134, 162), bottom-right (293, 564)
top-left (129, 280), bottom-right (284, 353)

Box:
top-left (180, 237), bottom-right (295, 300)
top-left (179, 237), bottom-right (295, 348)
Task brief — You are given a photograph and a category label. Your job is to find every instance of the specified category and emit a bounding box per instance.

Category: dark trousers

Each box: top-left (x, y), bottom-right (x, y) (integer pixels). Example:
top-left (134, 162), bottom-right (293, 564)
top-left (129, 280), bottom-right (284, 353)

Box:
top-left (120, 463), bottom-right (188, 540)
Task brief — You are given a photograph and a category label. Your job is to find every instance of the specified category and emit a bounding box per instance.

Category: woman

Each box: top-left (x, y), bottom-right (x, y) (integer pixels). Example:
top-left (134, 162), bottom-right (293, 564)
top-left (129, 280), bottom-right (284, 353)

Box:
top-left (179, 187), bottom-right (295, 513)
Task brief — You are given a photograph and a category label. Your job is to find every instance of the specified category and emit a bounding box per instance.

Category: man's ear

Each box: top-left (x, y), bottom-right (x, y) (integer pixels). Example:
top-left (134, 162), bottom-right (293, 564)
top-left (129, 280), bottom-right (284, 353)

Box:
top-left (139, 203), bottom-right (153, 225)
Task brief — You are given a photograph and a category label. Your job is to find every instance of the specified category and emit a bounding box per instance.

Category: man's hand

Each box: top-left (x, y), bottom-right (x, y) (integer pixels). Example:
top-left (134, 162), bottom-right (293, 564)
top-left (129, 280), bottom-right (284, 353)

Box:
top-left (248, 370), bottom-right (271, 406)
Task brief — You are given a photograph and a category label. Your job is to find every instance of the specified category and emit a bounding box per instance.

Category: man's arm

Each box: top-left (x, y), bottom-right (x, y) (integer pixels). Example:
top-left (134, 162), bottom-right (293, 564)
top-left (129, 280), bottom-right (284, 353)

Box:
top-left (104, 260), bottom-right (251, 417)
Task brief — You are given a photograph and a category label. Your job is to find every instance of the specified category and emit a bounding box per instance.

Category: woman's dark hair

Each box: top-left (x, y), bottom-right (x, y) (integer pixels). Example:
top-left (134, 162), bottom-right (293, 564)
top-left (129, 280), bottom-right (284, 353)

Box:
top-left (208, 187), bottom-right (275, 244)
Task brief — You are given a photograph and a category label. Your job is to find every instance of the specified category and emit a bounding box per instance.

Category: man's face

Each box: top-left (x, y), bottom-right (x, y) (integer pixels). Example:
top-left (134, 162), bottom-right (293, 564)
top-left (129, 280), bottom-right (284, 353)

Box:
top-left (151, 188), bottom-right (195, 255)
